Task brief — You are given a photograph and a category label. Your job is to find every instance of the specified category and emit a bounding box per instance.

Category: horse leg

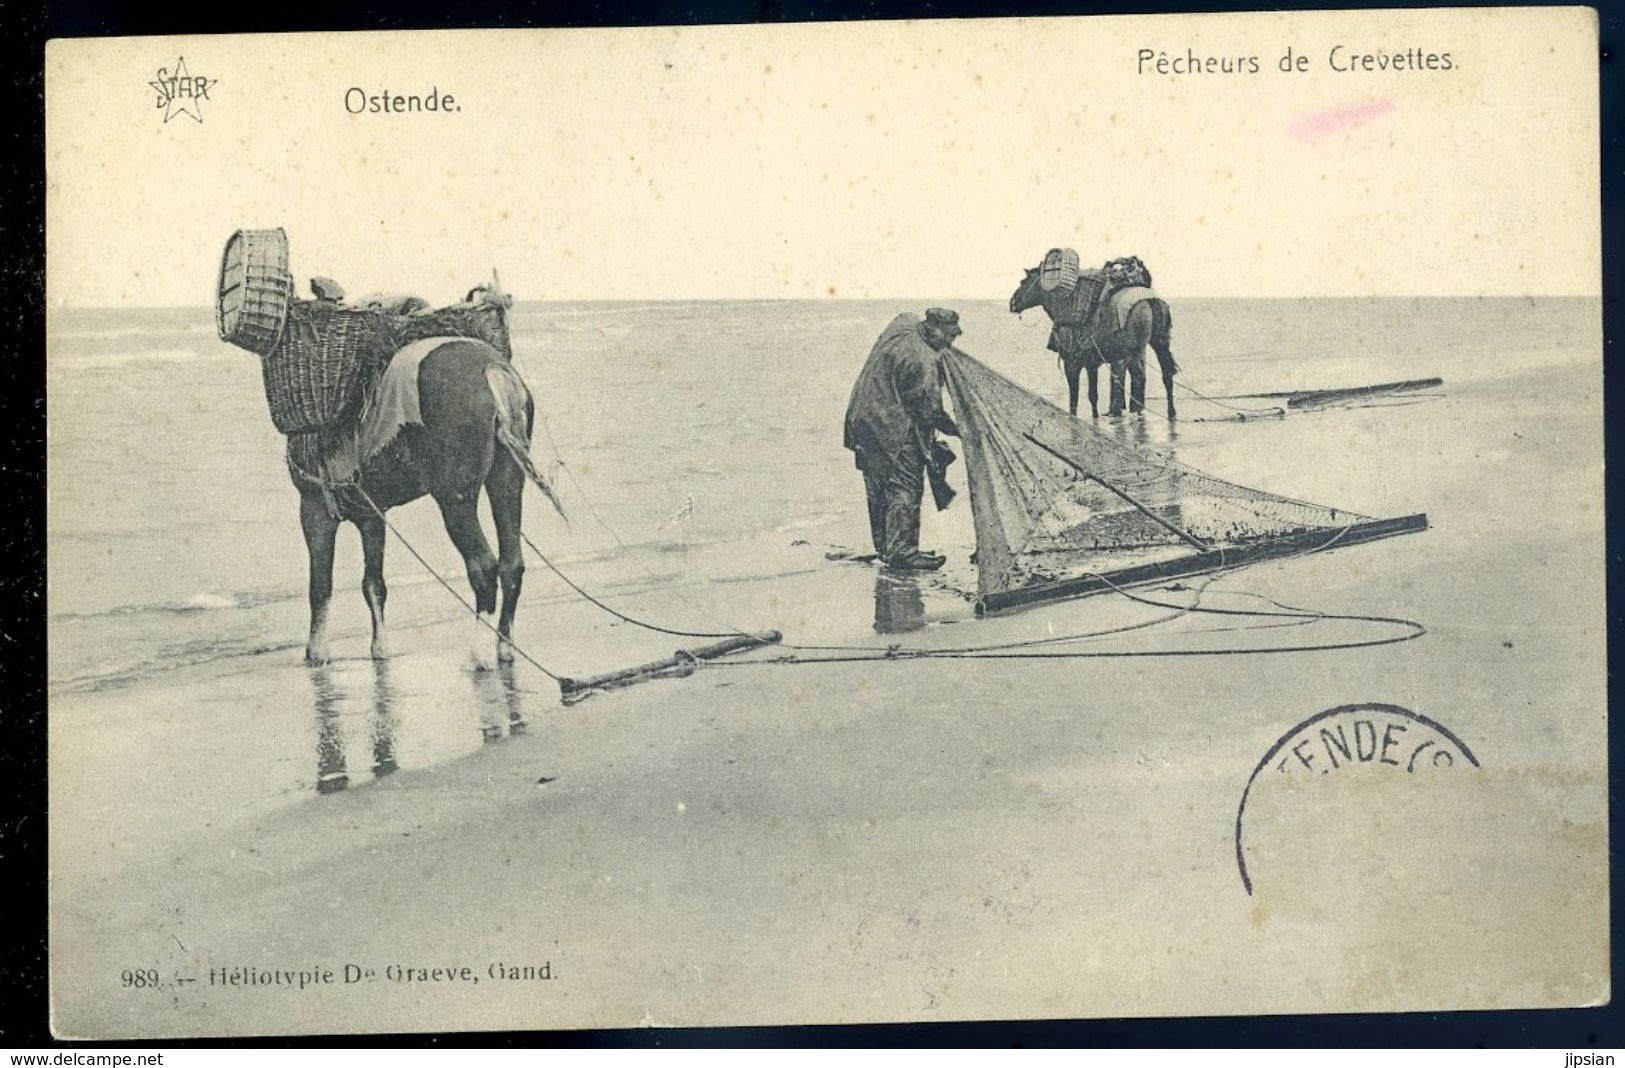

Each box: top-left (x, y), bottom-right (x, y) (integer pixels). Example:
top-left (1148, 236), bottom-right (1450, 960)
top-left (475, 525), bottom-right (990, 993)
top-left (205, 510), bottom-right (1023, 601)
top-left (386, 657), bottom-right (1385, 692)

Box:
top-left (1129, 349), bottom-right (1147, 413)
top-left (485, 446), bottom-right (526, 664)
top-left (1108, 359), bottom-right (1127, 416)
top-left (1152, 341), bottom-right (1177, 419)
top-left (436, 492), bottom-right (501, 671)
top-left (300, 492), bottom-right (339, 665)
top-left (1064, 359), bottom-right (1082, 417)
top-left (358, 512), bottom-right (391, 659)
top-left (1149, 297), bottom-right (1178, 420)
top-left (1086, 364), bottom-right (1100, 418)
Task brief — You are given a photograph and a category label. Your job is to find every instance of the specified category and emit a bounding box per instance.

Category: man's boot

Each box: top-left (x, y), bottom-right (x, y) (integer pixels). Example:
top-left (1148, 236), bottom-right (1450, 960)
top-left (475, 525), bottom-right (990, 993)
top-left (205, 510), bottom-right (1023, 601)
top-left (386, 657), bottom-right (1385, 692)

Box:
top-left (884, 550), bottom-right (946, 572)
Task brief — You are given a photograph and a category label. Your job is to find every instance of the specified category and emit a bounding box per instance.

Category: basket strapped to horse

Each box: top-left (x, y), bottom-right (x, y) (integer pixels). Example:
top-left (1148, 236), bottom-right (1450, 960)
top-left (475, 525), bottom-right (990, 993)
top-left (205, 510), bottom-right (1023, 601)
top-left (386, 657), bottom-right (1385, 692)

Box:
top-left (258, 302), bottom-right (398, 434)
top-left (216, 229), bottom-right (294, 355)
top-left (1039, 248), bottom-right (1081, 293)
top-left (1046, 270), bottom-right (1109, 363)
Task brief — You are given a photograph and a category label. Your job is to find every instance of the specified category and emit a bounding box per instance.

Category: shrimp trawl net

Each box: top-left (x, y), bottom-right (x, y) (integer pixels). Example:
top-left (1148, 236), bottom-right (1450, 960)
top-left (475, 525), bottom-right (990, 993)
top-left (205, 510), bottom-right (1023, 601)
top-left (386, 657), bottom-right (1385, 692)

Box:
top-left (939, 348), bottom-right (1380, 608)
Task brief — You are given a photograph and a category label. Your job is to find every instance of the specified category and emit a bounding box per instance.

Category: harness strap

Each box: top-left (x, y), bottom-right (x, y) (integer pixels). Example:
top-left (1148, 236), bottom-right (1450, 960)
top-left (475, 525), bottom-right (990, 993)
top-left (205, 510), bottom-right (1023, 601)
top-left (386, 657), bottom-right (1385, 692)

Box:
top-left (287, 430), bottom-right (362, 519)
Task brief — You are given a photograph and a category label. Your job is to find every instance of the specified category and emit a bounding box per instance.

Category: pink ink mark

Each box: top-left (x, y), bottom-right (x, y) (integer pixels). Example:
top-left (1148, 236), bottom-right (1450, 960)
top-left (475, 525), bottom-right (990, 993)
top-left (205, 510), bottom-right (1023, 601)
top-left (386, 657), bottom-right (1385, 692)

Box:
top-left (1289, 100), bottom-right (1395, 143)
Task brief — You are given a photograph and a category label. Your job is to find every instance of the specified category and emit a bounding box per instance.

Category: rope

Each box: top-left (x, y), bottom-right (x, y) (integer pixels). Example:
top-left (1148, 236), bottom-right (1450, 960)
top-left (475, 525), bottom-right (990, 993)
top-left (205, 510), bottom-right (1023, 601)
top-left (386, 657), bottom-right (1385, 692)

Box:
top-left (350, 483), bottom-right (564, 682)
top-left (774, 579), bottom-right (1208, 656)
top-left (517, 529), bottom-right (746, 641)
top-left (710, 523), bottom-right (1425, 665)
top-left (1173, 379), bottom-right (1287, 419)
top-left (710, 601), bottom-right (1423, 668)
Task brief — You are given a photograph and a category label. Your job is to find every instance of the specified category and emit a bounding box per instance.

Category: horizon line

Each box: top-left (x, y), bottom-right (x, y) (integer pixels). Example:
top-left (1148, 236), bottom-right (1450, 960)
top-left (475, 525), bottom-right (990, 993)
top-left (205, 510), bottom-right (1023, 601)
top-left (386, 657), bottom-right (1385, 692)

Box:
top-left (46, 292), bottom-right (1606, 313)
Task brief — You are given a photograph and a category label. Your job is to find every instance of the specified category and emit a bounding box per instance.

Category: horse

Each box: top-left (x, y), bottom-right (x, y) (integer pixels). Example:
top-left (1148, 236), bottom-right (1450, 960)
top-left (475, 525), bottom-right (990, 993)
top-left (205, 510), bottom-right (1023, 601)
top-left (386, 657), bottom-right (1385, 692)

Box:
top-left (1008, 261), bottom-right (1179, 420)
top-left (289, 337), bottom-right (541, 671)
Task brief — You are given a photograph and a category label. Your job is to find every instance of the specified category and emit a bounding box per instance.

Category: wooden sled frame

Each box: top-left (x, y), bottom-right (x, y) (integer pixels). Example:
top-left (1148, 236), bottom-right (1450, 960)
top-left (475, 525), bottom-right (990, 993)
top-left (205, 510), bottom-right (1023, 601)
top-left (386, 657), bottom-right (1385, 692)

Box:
top-left (558, 631), bottom-right (782, 705)
top-left (975, 513), bottom-right (1430, 616)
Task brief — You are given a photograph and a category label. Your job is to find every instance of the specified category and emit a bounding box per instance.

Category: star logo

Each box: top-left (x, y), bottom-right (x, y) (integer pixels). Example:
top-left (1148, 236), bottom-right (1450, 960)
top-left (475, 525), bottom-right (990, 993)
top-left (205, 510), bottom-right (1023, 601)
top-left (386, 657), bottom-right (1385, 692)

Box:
top-left (149, 57), bottom-right (216, 124)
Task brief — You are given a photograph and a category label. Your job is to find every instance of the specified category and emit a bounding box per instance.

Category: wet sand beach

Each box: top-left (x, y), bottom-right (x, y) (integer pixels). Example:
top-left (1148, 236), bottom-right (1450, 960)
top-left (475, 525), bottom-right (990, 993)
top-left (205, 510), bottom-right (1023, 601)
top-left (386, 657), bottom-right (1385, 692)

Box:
top-left (47, 301), bottom-right (1607, 1036)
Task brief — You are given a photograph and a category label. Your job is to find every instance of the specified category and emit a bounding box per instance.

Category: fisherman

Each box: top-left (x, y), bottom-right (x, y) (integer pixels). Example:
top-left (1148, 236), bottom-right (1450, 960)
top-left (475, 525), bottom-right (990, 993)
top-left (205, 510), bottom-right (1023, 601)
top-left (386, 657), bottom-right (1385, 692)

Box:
top-left (843, 308), bottom-right (963, 570)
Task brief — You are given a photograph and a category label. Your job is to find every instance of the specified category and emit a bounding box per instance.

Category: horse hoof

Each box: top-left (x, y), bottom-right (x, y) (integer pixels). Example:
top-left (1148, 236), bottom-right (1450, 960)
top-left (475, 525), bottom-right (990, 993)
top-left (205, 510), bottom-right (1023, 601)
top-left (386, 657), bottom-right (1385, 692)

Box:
top-left (305, 647), bottom-right (331, 667)
top-left (466, 612), bottom-right (499, 672)
top-left (497, 641), bottom-right (515, 664)
top-left (370, 639), bottom-right (392, 660)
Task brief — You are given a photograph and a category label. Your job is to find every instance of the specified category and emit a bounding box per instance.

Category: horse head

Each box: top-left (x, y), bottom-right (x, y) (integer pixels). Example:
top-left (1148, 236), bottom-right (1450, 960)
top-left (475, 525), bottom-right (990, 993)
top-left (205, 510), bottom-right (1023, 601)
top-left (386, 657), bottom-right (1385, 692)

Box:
top-left (1010, 265), bottom-right (1044, 314)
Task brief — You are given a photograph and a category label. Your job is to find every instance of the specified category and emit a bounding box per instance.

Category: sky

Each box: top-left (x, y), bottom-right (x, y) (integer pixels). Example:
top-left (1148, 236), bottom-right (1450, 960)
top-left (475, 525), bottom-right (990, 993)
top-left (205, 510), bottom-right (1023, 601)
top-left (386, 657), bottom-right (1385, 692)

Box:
top-left (45, 7), bottom-right (1600, 307)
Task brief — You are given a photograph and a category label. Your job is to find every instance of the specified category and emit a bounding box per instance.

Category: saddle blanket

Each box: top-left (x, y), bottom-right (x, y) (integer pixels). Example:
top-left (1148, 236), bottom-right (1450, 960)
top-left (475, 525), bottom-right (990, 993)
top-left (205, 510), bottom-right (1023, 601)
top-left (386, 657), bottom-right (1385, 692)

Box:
top-left (1105, 286), bottom-right (1156, 331)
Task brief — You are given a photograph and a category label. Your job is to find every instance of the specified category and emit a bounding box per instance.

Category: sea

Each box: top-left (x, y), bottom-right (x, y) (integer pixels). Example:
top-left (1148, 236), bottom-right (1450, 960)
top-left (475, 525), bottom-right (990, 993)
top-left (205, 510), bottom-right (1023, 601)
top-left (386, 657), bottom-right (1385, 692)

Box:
top-left (46, 296), bottom-right (1599, 698)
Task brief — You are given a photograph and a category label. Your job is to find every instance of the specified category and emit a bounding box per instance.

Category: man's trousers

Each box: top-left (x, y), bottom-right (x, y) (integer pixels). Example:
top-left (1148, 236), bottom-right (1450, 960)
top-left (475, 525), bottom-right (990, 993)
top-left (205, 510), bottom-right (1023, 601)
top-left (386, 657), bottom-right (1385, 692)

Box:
top-left (860, 450), bottom-right (926, 562)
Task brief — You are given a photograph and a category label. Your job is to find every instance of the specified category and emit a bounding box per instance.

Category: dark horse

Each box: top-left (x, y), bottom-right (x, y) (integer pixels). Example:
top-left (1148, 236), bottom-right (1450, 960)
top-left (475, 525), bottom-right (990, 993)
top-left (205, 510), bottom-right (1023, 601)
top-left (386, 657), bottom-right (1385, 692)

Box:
top-left (292, 338), bottom-right (542, 671)
top-left (1009, 262), bottom-right (1179, 419)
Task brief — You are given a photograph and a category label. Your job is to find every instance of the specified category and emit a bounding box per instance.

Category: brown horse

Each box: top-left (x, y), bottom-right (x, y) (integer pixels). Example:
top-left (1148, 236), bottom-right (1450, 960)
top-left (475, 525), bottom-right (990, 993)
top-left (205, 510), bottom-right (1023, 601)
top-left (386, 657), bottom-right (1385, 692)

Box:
top-left (290, 338), bottom-right (541, 670)
top-left (1009, 262), bottom-right (1179, 419)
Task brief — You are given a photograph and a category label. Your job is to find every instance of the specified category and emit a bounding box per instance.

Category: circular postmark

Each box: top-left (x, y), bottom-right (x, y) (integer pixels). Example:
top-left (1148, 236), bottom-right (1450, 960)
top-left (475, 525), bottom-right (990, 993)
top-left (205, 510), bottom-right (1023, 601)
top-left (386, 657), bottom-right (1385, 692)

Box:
top-left (1234, 702), bottom-right (1479, 896)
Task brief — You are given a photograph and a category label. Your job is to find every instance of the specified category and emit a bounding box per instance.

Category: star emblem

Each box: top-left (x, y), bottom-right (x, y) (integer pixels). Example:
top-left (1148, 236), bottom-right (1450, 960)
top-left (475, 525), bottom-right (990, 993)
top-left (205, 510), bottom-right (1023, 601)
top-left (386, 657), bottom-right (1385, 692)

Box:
top-left (150, 57), bottom-right (215, 124)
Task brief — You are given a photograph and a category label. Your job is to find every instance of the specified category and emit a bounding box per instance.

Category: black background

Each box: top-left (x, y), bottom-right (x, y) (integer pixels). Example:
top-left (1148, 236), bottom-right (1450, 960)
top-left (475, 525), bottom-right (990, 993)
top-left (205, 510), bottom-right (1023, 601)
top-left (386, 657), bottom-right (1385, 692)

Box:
top-left (4, 0), bottom-right (1620, 1049)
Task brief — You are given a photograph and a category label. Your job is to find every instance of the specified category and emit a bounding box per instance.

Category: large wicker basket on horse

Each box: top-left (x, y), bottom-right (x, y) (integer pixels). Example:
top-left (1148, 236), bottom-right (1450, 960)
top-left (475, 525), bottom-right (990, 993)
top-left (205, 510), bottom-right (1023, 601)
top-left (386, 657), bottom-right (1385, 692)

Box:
top-left (259, 302), bottom-right (399, 435)
top-left (217, 229), bottom-right (294, 355)
top-left (392, 299), bottom-right (512, 361)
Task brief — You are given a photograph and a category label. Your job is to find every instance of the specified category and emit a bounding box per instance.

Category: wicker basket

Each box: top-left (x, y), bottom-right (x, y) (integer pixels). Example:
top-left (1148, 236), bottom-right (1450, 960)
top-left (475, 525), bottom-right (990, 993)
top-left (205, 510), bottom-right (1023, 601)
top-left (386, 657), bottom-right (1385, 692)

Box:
top-left (391, 300), bottom-right (512, 361)
top-left (217, 229), bottom-right (294, 355)
top-left (260, 301), bottom-right (395, 435)
top-left (1054, 270), bottom-right (1106, 326)
top-left (1039, 247), bottom-right (1080, 294)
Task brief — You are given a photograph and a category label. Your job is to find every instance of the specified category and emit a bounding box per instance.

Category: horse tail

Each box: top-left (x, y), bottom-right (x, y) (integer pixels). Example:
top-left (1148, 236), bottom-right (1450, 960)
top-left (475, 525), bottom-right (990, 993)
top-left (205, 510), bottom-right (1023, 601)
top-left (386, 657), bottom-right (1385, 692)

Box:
top-left (1149, 298), bottom-right (1178, 378)
top-left (485, 363), bottom-right (567, 521)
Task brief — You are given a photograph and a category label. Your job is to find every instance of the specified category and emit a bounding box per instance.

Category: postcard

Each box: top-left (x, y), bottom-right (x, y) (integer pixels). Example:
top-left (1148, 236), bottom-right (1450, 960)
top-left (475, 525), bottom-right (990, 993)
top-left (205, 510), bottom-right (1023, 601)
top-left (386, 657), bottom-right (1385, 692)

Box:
top-left (44, 7), bottom-right (1605, 1038)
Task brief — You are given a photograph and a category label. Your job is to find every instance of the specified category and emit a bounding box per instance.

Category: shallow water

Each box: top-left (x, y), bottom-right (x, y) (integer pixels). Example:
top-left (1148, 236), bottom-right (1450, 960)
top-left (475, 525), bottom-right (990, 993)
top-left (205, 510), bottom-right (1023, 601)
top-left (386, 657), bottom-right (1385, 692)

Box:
top-left (47, 295), bottom-right (1597, 699)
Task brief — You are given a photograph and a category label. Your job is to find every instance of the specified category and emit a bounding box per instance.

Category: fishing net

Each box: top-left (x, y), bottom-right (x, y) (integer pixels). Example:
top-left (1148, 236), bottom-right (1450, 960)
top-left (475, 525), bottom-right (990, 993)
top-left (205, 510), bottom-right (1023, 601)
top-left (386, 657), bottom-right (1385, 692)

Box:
top-left (940, 348), bottom-right (1424, 612)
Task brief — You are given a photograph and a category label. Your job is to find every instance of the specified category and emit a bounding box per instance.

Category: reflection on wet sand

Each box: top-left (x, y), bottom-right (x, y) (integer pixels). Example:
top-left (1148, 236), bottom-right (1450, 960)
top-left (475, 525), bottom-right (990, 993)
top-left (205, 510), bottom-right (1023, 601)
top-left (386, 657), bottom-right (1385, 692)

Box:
top-left (873, 573), bottom-right (926, 634)
top-left (304, 655), bottom-right (538, 796)
top-left (370, 660), bottom-right (399, 778)
top-left (310, 668), bottom-right (350, 795)
top-left (1107, 408), bottom-right (1177, 449)
top-left (474, 662), bottom-right (529, 742)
